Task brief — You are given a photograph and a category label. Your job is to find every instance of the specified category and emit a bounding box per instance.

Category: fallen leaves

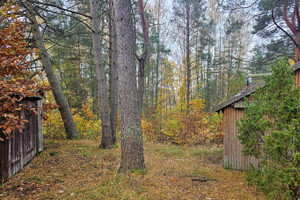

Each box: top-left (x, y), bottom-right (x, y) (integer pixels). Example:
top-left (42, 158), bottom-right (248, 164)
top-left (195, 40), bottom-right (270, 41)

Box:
top-left (0, 139), bottom-right (267, 200)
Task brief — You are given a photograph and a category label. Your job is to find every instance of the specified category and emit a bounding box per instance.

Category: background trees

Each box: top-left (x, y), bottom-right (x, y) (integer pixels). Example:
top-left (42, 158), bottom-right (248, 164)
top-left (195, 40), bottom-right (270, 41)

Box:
top-left (2, 0), bottom-right (298, 170)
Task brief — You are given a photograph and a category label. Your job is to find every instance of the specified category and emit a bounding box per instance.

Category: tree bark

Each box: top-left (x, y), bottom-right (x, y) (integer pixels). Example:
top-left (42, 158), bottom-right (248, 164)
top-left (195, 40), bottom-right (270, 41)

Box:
top-left (154, 0), bottom-right (161, 111)
top-left (282, 2), bottom-right (300, 61)
top-left (77, 36), bottom-right (87, 103)
top-left (186, 0), bottom-right (191, 115)
top-left (137, 0), bottom-right (151, 118)
top-left (109, 0), bottom-right (118, 143)
top-left (25, 3), bottom-right (78, 140)
top-left (90, 0), bottom-right (113, 148)
top-left (113, 0), bottom-right (146, 173)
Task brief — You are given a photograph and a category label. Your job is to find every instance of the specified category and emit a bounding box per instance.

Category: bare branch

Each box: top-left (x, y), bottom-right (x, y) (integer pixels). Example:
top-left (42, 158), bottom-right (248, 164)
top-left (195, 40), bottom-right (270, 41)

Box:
top-left (272, 9), bottom-right (298, 47)
top-left (29, 69), bottom-right (44, 79)
top-left (232, 0), bottom-right (259, 10)
top-left (283, 2), bottom-right (297, 35)
top-left (28, 0), bottom-right (92, 19)
top-left (32, 4), bottom-right (93, 32)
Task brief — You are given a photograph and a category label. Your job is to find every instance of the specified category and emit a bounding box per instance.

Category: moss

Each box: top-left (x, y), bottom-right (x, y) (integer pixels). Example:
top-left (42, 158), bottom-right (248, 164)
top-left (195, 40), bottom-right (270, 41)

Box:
top-left (49, 151), bottom-right (58, 156)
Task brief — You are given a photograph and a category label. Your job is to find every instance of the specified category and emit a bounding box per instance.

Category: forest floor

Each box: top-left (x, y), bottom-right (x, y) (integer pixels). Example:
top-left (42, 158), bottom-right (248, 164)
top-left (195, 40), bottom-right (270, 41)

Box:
top-left (0, 138), bottom-right (266, 200)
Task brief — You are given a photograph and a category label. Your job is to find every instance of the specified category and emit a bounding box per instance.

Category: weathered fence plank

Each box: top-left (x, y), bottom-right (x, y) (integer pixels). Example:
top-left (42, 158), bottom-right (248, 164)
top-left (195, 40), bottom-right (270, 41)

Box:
top-left (0, 98), bottom-right (43, 183)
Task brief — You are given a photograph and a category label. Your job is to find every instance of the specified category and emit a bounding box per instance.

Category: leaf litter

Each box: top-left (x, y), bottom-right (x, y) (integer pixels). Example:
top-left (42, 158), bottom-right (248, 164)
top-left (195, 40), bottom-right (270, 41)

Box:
top-left (0, 139), bottom-right (266, 199)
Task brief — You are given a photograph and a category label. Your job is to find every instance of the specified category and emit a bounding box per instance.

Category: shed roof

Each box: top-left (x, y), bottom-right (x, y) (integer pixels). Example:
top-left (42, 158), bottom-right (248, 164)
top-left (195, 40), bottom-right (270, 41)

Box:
top-left (212, 62), bottom-right (300, 112)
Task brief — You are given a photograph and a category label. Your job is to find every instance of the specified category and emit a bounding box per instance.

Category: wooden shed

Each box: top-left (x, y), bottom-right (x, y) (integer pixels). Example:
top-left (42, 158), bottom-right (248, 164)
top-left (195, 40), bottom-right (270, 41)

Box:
top-left (212, 62), bottom-right (300, 171)
top-left (0, 97), bottom-right (43, 183)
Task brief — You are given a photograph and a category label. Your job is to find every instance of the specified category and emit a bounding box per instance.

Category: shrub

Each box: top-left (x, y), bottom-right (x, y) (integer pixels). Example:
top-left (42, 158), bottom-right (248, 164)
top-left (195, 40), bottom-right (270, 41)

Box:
top-left (237, 60), bottom-right (300, 200)
top-left (142, 98), bottom-right (223, 145)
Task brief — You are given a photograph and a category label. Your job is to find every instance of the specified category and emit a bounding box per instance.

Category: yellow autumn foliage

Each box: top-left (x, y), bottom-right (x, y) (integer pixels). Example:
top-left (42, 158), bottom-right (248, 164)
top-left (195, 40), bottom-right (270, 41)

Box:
top-left (43, 92), bottom-right (101, 139)
top-left (142, 98), bottom-right (223, 145)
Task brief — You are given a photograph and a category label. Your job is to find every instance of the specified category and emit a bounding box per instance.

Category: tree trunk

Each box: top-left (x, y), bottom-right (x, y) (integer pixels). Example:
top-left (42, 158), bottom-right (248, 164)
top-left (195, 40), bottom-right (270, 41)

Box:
top-left (296, 32), bottom-right (300, 61)
top-left (113, 0), bottom-right (146, 173)
top-left (109, 0), bottom-right (118, 143)
top-left (156, 7), bottom-right (160, 112)
top-left (137, 0), bottom-right (151, 118)
top-left (25, 3), bottom-right (78, 139)
top-left (90, 0), bottom-right (113, 148)
top-left (186, 0), bottom-right (191, 115)
top-left (77, 36), bottom-right (87, 103)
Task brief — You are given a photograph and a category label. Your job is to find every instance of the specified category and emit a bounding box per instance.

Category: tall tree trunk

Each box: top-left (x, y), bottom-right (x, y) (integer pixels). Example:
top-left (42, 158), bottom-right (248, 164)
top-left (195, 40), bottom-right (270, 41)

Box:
top-left (25, 3), bottom-right (78, 139)
top-left (90, 0), bottom-right (113, 148)
top-left (186, 0), bottom-right (191, 115)
top-left (154, 0), bottom-right (161, 111)
top-left (137, 0), bottom-right (151, 118)
top-left (295, 33), bottom-right (300, 60)
top-left (77, 36), bottom-right (86, 103)
top-left (109, 0), bottom-right (118, 143)
top-left (113, 0), bottom-right (146, 173)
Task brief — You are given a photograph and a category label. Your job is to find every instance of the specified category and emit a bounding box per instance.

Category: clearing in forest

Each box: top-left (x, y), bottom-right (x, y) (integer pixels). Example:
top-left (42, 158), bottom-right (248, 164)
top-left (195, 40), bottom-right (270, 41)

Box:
top-left (0, 139), bottom-right (266, 199)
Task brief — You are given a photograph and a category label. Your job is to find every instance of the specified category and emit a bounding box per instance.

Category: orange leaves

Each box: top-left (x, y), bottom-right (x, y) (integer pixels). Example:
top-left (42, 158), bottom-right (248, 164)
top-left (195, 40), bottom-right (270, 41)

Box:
top-left (6, 128), bottom-right (12, 134)
top-left (0, 2), bottom-right (40, 140)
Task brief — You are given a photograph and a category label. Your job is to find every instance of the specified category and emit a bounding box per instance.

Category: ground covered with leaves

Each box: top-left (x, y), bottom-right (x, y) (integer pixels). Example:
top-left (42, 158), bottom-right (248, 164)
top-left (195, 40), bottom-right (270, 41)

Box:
top-left (0, 139), bottom-right (266, 199)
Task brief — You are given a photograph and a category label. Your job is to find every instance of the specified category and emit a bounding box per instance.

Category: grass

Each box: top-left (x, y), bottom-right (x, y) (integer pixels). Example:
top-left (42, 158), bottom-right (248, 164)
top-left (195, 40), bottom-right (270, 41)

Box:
top-left (0, 138), bottom-right (266, 200)
top-left (153, 143), bottom-right (223, 159)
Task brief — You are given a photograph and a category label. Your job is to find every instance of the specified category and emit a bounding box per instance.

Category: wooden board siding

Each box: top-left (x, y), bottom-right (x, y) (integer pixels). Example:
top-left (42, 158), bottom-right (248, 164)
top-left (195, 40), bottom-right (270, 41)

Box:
top-left (294, 68), bottom-right (300, 86)
top-left (223, 105), bottom-right (259, 171)
top-left (36, 100), bottom-right (43, 153)
top-left (0, 99), bottom-right (43, 183)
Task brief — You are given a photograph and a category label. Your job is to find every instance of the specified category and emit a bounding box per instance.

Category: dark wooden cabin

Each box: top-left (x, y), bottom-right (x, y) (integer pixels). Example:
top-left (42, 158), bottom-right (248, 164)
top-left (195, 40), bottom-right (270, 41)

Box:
top-left (0, 97), bottom-right (43, 183)
top-left (212, 63), bottom-right (300, 171)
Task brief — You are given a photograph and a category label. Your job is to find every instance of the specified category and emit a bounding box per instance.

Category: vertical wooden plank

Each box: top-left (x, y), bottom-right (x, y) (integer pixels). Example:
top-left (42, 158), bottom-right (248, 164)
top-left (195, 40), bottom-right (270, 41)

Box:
top-left (20, 108), bottom-right (25, 170)
top-left (231, 107), bottom-right (234, 169)
top-left (236, 109), bottom-right (241, 170)
top-left (227, 107), bottom-right (231, 169)
top-left (232, 107), bottom-right (235, 169)
top-left (11, 131), bottom-right (15, 176)
top-left (232, 107), bottom-right (237, 170)
top-left (231, 107), bottom-right (235, 170)
top-left (7, 133), bottom-right (12, 179)
top-left (239, 110), bottom-right (243, 170)
top-left (1, 138), bottom-right (8, 183)
top-left (36, 100), bottom-right (43, 152)
top-left (224, 107), bottom-right (230, 169)
top-left (240, 110), bottom-right (245, 170)
top-left (223, 108), bottom-right (228, 169)
top-left (229, 106), bottom-right (233, 169)
top-left (0, 131), bottom-right (3, 183)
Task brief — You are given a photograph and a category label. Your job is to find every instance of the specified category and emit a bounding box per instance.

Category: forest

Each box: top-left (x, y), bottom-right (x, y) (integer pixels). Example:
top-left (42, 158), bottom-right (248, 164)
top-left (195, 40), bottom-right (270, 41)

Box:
top-left (0, 0), bottom-right (299, 199)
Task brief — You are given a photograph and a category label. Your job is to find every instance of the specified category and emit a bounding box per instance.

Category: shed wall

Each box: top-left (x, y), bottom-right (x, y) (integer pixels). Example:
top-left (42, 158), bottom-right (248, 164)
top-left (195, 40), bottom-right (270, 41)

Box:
top-left (0, 100), bottom-right (43, 183)
top-left (223, 106), bottom-right (259, 171)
